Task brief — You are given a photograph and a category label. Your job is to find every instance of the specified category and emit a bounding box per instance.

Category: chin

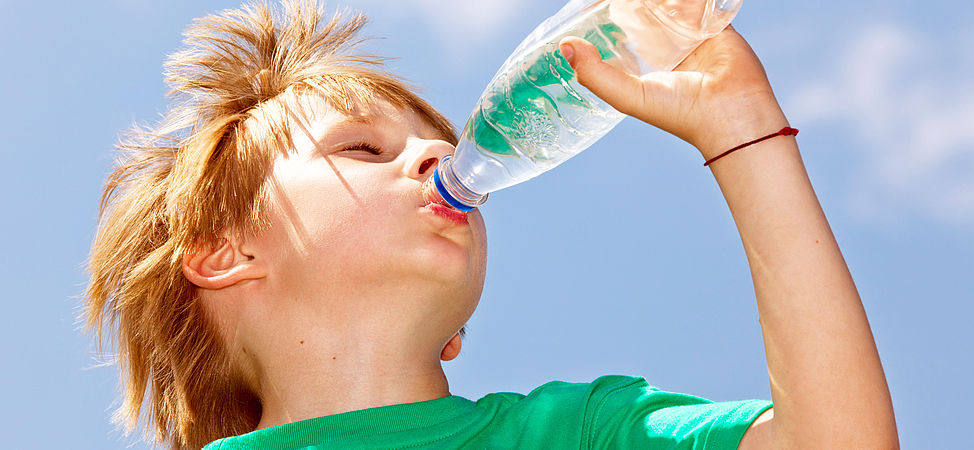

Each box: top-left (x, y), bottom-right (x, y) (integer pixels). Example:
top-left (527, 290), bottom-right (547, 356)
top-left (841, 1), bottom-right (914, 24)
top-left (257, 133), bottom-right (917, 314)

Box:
top-left (411, 234), bottom-right (477, 283)
top-left (406, 226), bottom-right (485, 299)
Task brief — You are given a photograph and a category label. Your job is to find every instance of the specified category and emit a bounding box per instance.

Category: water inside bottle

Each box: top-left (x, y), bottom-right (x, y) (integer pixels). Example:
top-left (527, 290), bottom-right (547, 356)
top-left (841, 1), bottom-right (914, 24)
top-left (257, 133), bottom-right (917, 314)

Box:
top-left (450, 4), bottom-right (628, 195)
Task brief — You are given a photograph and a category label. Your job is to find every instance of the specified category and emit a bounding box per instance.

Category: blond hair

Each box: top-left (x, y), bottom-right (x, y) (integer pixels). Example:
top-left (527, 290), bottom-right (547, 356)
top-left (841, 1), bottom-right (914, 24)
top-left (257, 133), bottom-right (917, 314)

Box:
top-left (83, 1), bottom-right (456, 448)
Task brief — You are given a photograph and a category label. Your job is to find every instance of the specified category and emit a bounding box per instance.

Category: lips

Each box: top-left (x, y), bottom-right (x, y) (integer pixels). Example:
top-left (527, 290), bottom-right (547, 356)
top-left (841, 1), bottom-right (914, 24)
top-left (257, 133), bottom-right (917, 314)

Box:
top-left (424, 202), bottom-right (468, 225)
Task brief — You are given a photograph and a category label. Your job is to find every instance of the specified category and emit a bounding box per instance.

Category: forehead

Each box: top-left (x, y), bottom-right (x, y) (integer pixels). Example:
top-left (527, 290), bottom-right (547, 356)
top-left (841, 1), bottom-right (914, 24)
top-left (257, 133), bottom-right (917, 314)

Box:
top-left (287, 93), bottom-right (450, 142)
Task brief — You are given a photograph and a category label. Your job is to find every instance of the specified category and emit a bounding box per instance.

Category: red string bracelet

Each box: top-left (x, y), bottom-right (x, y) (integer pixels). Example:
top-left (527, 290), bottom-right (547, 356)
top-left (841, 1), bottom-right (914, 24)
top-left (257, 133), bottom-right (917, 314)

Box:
top-left (703, 127), bottom-right (799, 167)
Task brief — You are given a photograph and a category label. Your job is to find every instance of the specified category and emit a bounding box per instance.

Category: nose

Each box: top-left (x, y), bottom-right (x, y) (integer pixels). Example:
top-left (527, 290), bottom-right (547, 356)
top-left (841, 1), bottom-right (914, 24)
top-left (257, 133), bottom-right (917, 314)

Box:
top-left (404, 139), bottom-right (455, 182)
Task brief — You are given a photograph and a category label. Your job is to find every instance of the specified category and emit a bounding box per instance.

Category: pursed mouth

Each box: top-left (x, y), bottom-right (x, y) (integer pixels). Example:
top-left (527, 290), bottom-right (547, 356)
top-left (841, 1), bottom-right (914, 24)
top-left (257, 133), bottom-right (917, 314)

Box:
top-left (423, 202), bottom-right (469, 225)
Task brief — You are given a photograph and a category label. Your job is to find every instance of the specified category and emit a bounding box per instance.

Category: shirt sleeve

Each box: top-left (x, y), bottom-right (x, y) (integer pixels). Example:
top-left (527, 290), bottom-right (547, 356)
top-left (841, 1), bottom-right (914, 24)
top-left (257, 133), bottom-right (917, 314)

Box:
top-left (582, 375), bottom-right (772, 449)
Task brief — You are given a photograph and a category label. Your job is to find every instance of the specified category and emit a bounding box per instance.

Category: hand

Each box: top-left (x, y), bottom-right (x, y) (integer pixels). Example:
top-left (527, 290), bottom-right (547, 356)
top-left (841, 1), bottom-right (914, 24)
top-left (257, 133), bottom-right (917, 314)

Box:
top-left (558, 26), bottom-right (790, 160)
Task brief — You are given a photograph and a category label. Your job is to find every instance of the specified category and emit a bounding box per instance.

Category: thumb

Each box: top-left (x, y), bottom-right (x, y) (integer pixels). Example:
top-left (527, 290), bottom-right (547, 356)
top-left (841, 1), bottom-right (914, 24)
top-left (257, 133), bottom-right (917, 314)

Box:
top-left (558, 36), bottom-right (646, 119)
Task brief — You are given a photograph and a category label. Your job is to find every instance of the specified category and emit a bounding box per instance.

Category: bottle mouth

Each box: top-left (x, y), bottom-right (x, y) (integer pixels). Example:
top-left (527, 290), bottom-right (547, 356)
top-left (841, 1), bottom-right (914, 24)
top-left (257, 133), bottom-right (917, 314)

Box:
top-left (421, 155), bottom-right (486, 212)
top-left (637, 0), bottom-right (742, 40)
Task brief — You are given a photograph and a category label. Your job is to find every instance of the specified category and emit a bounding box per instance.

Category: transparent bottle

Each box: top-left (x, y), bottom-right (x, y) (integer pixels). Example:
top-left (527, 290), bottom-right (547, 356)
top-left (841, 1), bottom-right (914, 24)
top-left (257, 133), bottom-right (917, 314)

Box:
top-left (424, 0), bottom-right (743, 211)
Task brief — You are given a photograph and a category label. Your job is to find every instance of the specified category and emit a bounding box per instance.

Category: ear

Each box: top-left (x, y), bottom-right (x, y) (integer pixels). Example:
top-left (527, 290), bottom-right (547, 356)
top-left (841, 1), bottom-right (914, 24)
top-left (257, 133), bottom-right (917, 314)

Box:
top-left (182, 236), bottom-right (267, 290)
top-left (440, 332), bottom-right (462, 362)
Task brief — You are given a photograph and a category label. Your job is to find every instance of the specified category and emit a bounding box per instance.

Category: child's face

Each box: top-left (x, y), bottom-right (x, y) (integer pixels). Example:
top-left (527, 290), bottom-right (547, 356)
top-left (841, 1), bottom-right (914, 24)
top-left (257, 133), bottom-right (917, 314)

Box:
top-left (240, 96), bottom-right (486, 349)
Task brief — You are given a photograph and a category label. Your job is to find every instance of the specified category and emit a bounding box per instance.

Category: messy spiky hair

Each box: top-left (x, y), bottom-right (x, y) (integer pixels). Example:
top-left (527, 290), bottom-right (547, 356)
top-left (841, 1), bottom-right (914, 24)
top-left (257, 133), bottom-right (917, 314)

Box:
top-left (83, 1), bottom-right (456, 448)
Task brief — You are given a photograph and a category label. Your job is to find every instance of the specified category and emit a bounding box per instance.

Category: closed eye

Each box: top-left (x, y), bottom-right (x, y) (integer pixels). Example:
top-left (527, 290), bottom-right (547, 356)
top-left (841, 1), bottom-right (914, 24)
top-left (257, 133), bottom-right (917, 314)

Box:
top-left (340, 142), bottom-right (385, 156)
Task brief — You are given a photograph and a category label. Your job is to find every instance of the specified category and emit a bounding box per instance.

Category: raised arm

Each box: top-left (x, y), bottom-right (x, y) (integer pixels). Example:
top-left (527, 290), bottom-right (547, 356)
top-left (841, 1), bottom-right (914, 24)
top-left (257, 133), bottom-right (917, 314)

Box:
top-left (559, 27), bottom-right (898, 449)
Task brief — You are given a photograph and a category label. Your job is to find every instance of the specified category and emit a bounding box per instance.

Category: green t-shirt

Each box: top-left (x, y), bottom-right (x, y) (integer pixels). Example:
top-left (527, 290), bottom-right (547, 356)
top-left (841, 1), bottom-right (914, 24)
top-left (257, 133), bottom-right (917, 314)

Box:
top-left (204, 375), bottom-right (772, 449)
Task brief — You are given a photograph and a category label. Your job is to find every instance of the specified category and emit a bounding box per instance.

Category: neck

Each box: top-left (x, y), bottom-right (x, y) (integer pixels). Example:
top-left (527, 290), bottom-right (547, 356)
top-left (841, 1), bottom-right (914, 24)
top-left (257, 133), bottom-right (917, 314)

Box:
top-left (253, 339), bottom-right (451, 430)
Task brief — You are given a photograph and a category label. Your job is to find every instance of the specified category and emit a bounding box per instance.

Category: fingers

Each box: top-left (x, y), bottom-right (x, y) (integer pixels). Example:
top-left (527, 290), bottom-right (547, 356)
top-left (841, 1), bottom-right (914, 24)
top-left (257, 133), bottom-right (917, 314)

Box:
top-left (558, 36), bottom-right (645, 118)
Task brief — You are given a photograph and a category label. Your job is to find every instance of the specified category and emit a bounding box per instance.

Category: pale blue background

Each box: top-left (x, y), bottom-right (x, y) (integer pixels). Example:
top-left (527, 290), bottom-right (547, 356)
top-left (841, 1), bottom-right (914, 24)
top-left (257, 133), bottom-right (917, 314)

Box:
top-left (1, 0), bottom-right (971, 448)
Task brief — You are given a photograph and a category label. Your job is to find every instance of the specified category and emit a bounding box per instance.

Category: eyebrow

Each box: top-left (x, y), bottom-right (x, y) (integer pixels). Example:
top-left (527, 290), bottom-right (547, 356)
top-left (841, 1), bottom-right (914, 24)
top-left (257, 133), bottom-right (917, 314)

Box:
top-left (318, 108), bottom-right (452, 144)
top-left (335, 114), bottom-right (377, 127)
top-left (318, 114), bottom-right (381, 139)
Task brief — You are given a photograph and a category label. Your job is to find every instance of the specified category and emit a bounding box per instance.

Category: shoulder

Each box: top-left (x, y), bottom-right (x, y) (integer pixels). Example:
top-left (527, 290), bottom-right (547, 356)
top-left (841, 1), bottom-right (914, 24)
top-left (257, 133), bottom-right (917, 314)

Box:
top-left (519, 375), bottom-right (772, 449)
top-left (463, 376), bottom-right (651, 448)
top-left (474, 375), bottom-right (651, 412)
top-left (473, 376), bottom-right (771, 449)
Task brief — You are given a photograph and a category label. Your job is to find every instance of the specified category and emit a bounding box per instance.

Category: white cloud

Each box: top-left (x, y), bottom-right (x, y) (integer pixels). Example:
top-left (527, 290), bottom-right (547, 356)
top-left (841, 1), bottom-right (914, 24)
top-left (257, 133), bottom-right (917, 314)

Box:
top-left (789, 23), bottom-right (974, 227)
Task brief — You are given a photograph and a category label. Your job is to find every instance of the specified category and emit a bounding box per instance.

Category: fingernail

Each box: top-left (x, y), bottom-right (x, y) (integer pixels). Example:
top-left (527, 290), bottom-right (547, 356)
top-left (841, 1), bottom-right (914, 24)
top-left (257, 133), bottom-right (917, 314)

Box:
top-left (559, 43), bottom-right (575, 66)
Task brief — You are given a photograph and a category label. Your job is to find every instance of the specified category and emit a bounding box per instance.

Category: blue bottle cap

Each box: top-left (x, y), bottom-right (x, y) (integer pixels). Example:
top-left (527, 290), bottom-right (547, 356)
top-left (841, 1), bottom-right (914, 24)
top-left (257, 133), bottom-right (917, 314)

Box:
top-left (433, 166), bottom-right (476, 212)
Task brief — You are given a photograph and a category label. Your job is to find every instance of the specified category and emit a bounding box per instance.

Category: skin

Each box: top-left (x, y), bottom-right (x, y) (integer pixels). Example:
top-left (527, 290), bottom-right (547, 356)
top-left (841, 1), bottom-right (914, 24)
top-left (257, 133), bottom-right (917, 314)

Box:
top-left (183, 24), bottom-right (898, 448)
top-left (560, 26), bottom-right (899, 448)
top-left (183, 98), bottom-right (487, 430)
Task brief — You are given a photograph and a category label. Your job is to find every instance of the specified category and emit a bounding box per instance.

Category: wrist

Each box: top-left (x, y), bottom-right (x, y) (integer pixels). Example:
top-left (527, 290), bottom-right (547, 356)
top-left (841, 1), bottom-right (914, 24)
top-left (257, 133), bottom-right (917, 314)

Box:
top-left (703, 127), bottom-right (798, 167)
top-left (692, 97), bottom-right (789, 161)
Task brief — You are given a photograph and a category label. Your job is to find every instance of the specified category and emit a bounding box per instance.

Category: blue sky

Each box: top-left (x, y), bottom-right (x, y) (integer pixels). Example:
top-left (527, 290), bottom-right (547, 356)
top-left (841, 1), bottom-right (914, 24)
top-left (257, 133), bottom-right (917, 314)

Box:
top-left (1, 0), bottom-right (971, 448)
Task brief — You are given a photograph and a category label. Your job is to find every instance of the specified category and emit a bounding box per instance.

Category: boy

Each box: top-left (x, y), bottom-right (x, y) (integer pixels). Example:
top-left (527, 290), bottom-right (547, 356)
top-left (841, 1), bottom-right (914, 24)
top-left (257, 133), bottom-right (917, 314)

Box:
top-left (84, 0), bottom-right (898, 448)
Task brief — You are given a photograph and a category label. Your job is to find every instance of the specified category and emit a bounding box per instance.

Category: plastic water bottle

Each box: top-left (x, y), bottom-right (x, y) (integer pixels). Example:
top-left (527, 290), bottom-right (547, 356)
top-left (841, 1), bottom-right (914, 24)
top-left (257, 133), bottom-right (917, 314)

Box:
top-left (424, 0), bottom-right (743, 211)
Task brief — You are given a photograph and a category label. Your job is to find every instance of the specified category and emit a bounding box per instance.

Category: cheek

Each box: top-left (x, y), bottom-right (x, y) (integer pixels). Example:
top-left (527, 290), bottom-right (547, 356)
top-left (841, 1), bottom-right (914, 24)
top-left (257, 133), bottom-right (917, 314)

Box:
top-left (273, 157), bottom-right (397, 233)
top-left (289, 186), bottom-right (400, 261)
top-left (263, 159), bottom-right (403, 274)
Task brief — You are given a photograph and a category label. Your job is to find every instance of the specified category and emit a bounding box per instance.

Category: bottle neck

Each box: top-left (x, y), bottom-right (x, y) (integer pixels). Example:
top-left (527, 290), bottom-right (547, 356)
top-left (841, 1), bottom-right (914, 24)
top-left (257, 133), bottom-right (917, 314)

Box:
top-left (422, 155), bottom-right (487, 212)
